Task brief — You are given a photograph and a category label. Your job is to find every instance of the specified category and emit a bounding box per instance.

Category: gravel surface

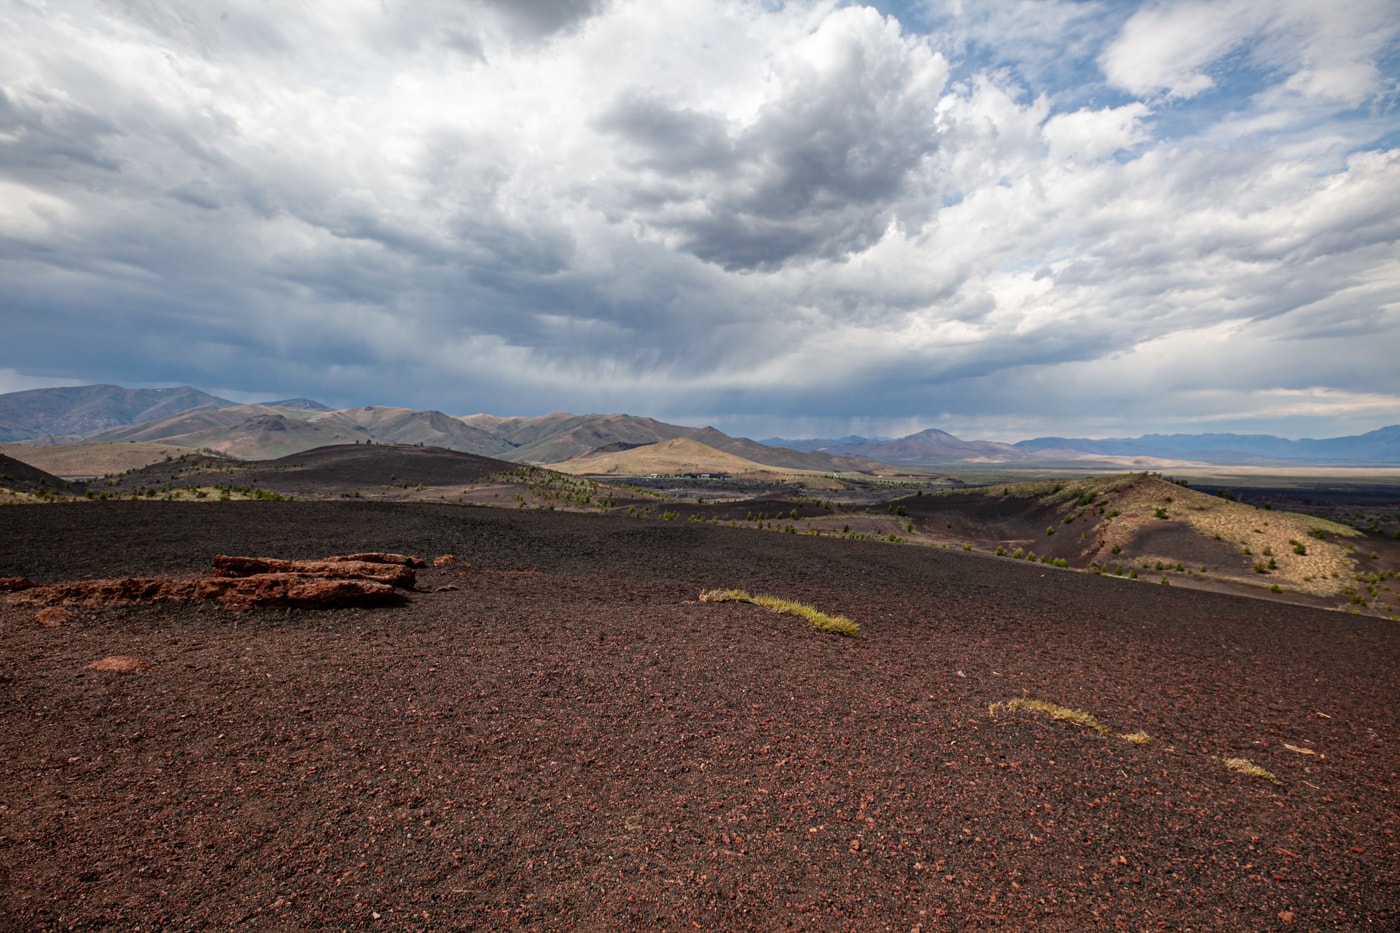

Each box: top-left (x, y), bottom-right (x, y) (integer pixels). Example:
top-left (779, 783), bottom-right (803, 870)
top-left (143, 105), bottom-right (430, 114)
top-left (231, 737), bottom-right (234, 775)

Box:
top-left (2, 501), bottom-right (1398, 931)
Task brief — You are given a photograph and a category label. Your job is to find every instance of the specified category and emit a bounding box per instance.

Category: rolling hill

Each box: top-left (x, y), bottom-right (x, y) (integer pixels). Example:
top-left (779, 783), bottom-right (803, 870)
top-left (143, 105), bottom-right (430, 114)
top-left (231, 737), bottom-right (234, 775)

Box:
top-left (552, 437), bottom-right (820, 477)
top-left (685, 427), bottom-right (881, 473)
top-left (82, 405), bottom-right (514, 460)
top-left (0, 442), bottom-right (198, 479)
top-left (307, 408), bottom-right (514, 458)
top-left (0, 452), bottom-right (80, 493)
top-left (466, 413), bottom-right (696, 463)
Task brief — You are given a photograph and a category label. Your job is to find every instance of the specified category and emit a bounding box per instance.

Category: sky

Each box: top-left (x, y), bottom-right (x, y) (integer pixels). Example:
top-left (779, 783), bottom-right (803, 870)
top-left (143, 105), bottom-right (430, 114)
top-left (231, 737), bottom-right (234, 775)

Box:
top-left (1, 0), bottom-right (1398, 442)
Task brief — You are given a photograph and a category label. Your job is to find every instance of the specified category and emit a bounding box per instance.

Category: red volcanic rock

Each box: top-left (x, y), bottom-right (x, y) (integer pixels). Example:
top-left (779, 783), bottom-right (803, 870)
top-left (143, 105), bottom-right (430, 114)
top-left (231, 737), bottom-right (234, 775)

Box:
top-left (0, 577), bottom-right (38, 592)
top-left (433, 554), bottom-right (472, 569)
top-left (7, 556), bottom-right (410, 612)
top-left (210, 555), bottom-right (417, 588)
top-left (337, 552), bottom-right (426, 568)
top-left (86, 656), bottom-right (154, 673)
top-left (34, 606), bottom-right (82, 627)
top-left (12, 577), bottom-right (201, 607)
top-left (202, 574), bottom-right (401, 610)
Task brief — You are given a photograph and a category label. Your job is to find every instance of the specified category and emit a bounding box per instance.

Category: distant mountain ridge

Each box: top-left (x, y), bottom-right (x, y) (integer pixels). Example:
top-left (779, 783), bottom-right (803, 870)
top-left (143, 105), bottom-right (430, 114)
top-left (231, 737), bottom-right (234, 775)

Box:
top-left (0, 386), bottom-right (888, 474)
top-left (819, 429), bottom-right (1030, 465)
top-left (1015, 426), bottom-right (1400, 464)
top-left (768, 425), bottom-right (1400, 467)
top-left (3, 385), bottom-right (1398, 470)
top-left (0, 384), bottom-right (233, 442)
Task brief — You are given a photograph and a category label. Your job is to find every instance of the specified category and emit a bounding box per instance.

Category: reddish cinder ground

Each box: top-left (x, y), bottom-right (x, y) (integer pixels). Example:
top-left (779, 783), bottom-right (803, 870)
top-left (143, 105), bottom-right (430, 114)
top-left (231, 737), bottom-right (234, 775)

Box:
top-left (1, 502), bottom-right (1397, 931)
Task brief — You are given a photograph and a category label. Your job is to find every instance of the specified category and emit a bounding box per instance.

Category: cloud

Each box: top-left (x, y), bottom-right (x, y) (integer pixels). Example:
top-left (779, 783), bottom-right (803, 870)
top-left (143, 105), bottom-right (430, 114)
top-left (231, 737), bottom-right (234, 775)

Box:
top-left (0, 0), bottom-right (1396, 439)
top-left (594, 6), bottom-right (949, 269)
top-left (486, 0), bottom-right (614, 40)
top-left (1101, 0), bottom-right (1400, 105)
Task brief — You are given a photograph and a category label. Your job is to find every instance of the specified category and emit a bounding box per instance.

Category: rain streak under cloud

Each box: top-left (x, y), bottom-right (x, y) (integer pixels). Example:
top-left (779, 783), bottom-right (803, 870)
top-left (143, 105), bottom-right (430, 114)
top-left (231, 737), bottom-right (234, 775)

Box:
top-left (1, 0), bottom-right (1398, 440)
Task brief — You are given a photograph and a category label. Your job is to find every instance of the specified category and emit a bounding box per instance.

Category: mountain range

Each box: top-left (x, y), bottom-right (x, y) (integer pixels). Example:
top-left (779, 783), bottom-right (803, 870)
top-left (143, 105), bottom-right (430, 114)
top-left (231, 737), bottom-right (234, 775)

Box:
top-left (770, 426), bottom-right (1400, 466)
top-left (2, 385), bottom-right (1398, 472)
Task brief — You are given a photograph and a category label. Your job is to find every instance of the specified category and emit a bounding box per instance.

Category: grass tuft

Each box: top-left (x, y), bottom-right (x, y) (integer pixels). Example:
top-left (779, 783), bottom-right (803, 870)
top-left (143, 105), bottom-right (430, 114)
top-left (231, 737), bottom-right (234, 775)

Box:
top-left (1120, 730), bottom-right (1153, 746)
top-left (990, 698), bottom-right (1110, 734)
top-left (699, 588), bottom-right (753, 604)
top-left (1223, 757), bottom-right (1283, 786)
top-left (699, 589), bottom-right (859, 636)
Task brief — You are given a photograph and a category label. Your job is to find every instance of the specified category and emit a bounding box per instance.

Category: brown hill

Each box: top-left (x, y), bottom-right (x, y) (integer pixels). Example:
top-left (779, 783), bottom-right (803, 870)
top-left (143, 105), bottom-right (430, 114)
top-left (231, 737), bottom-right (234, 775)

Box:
top-left (308, 408), bottom-right (514, 457)
top-left (687, 427), bottom-right (882, 473)
top-left (458, 411), bottom-right (587, 447)
top-left (485, 413), bottom-right (697, 463)
top-left (0, 452), bottom-right (79, 493)
top-left (459, 413), bottom-right (885, 472)
top-left (89, 404), bottom-right (314, 445)
top-left (85, 405), bottom-right (514, 461)
top-left (0, 442), bottom-right (202, 479)
top-left (91, 408), bottom-right (363, 460)
top-left (553, 437), bottom-right (821, 477)
top-left (889, 474), bottom-right (1374, 604)
top-left (103, 444), bottom-right (516, 498)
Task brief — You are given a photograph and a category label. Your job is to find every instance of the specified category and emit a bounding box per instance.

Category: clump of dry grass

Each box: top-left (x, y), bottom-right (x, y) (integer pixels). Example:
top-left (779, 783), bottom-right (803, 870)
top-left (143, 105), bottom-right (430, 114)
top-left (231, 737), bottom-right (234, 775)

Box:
top-left (1223, 756), bottom-right (1284, 786)
top-left (989, 697), bottom-right (1111, 734)
top-left (1120, 730), bottom-right (1153, 745)
top-left (699, 588), bottom-right (753, 604)
top-left (699, 588), bottom-right (859, 636)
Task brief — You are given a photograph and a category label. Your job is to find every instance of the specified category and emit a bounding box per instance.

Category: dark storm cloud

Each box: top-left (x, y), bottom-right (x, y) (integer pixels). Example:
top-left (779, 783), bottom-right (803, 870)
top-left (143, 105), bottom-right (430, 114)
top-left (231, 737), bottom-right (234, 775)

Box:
top-left (594, 94), bottom-right (735, 173)
top-left (484, 0), bottom-right (613, 40)
top-left (594, 7), bottom-right (947, 270)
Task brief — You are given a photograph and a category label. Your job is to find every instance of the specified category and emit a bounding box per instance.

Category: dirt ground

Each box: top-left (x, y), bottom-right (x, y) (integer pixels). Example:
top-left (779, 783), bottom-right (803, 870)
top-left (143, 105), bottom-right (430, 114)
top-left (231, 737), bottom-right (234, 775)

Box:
top-left (2, 501), bottom-right (1398, 931)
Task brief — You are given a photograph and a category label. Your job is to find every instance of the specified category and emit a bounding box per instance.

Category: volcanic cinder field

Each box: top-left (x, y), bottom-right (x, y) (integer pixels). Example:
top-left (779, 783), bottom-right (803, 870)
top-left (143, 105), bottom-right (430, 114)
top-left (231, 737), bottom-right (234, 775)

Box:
top-left (1, 498), bottom-right (1397, 931)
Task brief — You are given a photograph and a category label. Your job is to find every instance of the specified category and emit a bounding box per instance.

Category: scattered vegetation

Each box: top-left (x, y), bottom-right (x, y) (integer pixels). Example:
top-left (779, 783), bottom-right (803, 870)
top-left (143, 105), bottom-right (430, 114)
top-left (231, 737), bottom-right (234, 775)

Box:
top-left (699, 589), bottom-right (859, 636)
top-left (988, 698), bottom-right (1110, 734)
top-left (494, 466), bottom-right (610, 510)
top-left (1222, 757), bottom-right (1284, 786)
